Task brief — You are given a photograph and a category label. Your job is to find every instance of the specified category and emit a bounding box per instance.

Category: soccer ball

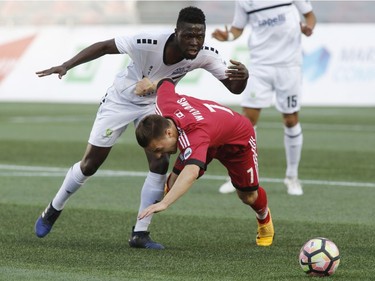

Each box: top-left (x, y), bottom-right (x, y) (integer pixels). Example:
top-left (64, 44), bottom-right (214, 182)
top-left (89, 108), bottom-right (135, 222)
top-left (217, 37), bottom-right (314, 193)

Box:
top-left (299, 237), bottom-right (340, 277)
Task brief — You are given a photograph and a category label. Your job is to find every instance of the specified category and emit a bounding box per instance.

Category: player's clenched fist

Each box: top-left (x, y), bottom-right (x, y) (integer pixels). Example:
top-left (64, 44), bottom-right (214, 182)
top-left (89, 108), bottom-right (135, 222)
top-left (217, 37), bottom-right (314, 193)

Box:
top-left (135, 77), bottom-right (158, 96)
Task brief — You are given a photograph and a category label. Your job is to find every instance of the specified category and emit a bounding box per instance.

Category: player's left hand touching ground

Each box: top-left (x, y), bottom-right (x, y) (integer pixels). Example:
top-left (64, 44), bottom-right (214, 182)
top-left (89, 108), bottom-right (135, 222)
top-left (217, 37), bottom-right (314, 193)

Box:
top-left (138, 201), bottom-right (168, 219)
top-left (226, 59), bottom-right (249, 81)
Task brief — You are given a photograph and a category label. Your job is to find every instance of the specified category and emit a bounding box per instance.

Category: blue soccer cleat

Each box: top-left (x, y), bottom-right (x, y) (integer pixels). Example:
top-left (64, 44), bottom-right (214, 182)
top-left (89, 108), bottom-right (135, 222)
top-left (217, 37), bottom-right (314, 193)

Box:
top-left (128, 226), bottom-right (165, 250)
top-left (34, 202), bottom-right (62, 238)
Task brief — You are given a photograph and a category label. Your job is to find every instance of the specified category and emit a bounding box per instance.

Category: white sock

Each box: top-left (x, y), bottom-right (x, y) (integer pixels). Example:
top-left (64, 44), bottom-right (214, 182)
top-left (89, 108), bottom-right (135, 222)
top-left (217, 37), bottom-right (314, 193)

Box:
top-left (52, 162), bottom-right (89, 210)
top-left (253, 125), bottom-right (257, 140)
top-left (284, 123), bottom-right (303, 179)
top-left (134, 171), bottom-right (166, 232)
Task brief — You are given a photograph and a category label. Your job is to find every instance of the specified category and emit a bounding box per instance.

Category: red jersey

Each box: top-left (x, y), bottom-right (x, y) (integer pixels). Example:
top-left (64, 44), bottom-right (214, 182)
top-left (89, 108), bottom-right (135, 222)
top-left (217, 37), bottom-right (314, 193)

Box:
top-left (155, 80), bottom-right (255, 172)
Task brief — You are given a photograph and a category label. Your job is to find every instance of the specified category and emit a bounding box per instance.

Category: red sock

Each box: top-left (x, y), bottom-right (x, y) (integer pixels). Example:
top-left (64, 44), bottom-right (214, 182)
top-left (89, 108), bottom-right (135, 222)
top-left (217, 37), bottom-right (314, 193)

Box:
top-left (251, 186), bottom-right (270, 224)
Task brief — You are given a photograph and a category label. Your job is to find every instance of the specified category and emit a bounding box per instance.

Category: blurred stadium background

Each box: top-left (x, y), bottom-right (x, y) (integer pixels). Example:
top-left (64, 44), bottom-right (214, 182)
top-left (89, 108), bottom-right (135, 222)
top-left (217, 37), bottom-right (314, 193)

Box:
top-left (1, 1), bottom-right (375, 106)
top-left (0, 0), bottom-right (374, 25)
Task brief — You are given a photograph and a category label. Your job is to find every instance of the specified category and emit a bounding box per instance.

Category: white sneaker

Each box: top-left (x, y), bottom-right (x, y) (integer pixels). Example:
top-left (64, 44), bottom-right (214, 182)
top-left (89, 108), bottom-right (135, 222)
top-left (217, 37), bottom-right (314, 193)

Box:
top-left (284, 177), bottom-right (303, 196)
top-left (219, 180), bottom-right (236, 194)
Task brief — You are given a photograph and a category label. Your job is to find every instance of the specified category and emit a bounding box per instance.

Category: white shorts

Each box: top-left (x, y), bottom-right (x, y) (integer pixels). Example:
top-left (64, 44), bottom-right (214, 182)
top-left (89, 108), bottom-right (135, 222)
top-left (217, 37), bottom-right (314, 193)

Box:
top-left (241, 65), bottom-right (302, 114)
top-left (88, 98), bottom-right (155, 147)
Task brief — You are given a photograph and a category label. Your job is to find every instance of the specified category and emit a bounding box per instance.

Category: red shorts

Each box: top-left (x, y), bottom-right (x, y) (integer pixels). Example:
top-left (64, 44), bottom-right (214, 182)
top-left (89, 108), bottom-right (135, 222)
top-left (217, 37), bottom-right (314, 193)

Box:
top-left (173, 136), bottom-right (259, 192)
top-left (210, 137), bottom-right (259, 192)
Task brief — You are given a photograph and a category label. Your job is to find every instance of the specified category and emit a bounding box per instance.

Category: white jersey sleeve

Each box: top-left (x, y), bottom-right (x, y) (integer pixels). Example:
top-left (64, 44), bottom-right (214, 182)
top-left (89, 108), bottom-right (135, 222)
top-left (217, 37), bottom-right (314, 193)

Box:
top-left (293, 0), bottom-right (313, 15)
top-left (114, 35), bottom-right (133, 55)
top-left (232, 1), bottom-right (250, 29)
top-left (196, 46), bottom-right (228, 81)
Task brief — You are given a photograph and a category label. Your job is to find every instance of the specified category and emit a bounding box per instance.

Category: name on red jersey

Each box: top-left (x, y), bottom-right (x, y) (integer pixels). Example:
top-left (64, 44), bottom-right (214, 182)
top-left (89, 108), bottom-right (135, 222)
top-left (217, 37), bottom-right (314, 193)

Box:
top-left (177, 97), bottom-right (204, 121)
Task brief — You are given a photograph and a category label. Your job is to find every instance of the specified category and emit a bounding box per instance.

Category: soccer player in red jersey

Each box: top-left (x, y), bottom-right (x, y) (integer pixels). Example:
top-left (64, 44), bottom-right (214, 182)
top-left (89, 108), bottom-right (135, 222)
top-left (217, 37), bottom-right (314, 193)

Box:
top-left (136, 78), bottom-right (274, 246)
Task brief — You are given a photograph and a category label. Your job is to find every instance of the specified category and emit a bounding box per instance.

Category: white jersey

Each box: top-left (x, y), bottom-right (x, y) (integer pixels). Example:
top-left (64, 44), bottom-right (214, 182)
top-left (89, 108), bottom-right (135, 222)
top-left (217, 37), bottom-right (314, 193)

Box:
top-left (232, 0), bottom-right (313, 66)
top-left (108, 31), bottom-right (228, 105)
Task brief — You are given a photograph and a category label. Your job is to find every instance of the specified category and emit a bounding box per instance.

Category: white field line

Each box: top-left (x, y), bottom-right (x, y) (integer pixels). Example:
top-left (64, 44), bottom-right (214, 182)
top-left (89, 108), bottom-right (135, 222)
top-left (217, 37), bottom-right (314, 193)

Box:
top-left (0, 164), bottom-right (374, 188)
top-left (8, 115), bottom-right (375, 134)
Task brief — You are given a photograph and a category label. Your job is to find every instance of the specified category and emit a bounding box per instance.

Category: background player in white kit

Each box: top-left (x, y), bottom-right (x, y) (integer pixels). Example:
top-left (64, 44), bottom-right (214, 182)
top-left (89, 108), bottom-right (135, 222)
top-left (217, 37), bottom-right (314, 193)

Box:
top-left (212, 0), bottom-right (316, 195)
top-left (34, 6), bottom-right (249, 249)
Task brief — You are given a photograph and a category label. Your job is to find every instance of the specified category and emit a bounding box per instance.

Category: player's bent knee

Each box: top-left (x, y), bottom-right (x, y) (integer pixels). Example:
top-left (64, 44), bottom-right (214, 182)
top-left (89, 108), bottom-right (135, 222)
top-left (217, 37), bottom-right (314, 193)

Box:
top-left (283, 112), bottom-right (299, 127)
top-left (80, 161), bottom-right (101, 176)
top-left (237, 190), bottom-right (258, 206)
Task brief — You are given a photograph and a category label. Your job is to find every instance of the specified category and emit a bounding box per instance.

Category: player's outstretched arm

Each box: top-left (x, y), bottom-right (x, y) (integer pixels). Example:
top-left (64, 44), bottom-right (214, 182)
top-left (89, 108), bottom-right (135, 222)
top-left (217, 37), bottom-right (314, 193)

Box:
top-left (138, 165), bottom-right (199, 219)
top-left (36, 39), bottom-right (119, 79)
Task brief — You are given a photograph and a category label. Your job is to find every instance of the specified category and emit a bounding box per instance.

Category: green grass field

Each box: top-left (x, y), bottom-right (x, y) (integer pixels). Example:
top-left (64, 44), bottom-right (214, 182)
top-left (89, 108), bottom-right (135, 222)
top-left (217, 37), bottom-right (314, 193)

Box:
top-left (1, 103), bottom-right (374, 281)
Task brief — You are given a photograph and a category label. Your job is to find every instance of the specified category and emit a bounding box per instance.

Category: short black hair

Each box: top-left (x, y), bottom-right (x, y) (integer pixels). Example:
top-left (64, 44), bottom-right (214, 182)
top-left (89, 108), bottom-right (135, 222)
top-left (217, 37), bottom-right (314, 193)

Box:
top-left (177, 6), bottom-right (206, 28)
top-left (135, 115), bottom-right (170, 148)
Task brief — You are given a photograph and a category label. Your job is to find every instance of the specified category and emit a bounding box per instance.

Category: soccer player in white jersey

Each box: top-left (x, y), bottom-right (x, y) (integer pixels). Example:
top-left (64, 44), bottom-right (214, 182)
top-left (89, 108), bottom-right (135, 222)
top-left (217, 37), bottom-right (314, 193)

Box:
top-left (212, 0), bottom-right (316, 196)
top-left (34, 6), bottom-right (249, 249)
